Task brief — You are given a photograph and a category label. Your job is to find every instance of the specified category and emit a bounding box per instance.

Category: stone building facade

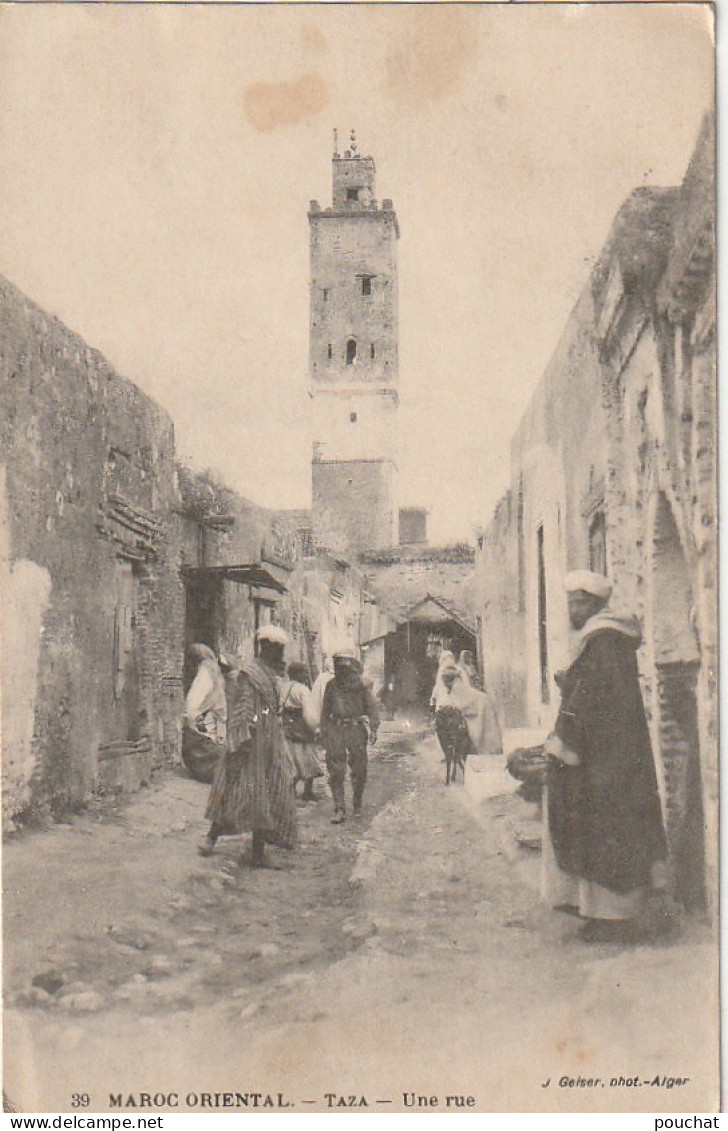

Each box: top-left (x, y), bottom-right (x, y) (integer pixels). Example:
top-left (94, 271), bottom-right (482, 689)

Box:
top-left (176, 467), bottom-right (306, 671)
top-left (361, 543), bottom-right (476, 624)
top-left (1, 277), bottom-right (391, 826)
top-left (475, 114), bottom-right (716, 913)
top-left (309, 133), bottom-right (400, 555)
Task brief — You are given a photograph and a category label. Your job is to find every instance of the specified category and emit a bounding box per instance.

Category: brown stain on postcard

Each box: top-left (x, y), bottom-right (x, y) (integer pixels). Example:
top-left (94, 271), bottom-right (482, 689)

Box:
top-left (383, 7), bottom-right (479, 108)
top-left (244, 73), bottom-right (329, 133)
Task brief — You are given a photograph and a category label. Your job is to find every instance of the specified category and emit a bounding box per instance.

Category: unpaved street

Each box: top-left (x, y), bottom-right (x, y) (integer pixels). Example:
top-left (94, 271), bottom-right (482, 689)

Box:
top-left (3, 717), bottom-right (717, 1113)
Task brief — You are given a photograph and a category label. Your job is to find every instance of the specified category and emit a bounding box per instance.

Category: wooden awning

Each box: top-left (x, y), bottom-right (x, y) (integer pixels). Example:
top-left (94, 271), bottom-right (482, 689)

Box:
top-left (181, 564), bottom-right (287, 594)
top-left (405, 594), bottom-right (476, 636)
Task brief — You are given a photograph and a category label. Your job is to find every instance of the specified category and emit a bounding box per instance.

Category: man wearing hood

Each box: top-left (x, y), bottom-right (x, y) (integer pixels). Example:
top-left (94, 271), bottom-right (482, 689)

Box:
top-left (545, 571), bottom-right (667, 943)
top-left (320, 648), bottom-right (379, 824)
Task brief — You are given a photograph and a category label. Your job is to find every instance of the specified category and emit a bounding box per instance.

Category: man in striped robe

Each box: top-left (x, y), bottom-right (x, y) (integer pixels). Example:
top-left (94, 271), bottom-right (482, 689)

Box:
top-left (199, 625), bottom-right (297, 867)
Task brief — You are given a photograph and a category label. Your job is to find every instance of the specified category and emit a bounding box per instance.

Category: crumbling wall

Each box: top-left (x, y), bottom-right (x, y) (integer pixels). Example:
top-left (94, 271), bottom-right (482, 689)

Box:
top-left (0, 277), bottom-right (183, 822)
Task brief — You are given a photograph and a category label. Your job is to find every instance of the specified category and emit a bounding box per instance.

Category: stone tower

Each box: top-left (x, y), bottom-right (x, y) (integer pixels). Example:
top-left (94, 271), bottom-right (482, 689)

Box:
top-left (309, 130), bottom-right (400, 555)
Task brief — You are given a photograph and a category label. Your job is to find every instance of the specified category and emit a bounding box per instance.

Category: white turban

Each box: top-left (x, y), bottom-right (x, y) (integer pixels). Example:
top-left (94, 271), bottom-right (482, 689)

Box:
top-left (563, 570), bottom-right (612, 601)
top-left (256, 624), bottom-right (288, 646)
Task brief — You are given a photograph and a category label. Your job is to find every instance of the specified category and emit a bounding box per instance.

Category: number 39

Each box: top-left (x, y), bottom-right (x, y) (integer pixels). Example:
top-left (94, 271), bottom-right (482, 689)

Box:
top-left (71, 1094), bottom-right (90, 1108)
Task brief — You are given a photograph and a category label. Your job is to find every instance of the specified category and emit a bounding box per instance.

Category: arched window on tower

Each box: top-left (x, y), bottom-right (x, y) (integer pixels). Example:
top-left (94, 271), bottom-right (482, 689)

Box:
top-left (346, 339), bottom-right (357, 366)
top-left (370, 343), bottom-right (376, 360)
top-left (327, 343), bottom-right (332, 360)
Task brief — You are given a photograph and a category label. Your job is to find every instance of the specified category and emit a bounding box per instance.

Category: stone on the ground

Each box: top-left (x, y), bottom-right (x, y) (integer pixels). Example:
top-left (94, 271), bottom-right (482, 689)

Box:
top-left (110, 928), bottom-right (153, 951)
top-left (31, 970), bottom-right (65, 995)
top-left (56, 981), bottom-right (91, 999)
top-left (279, 971), bottom-right (312, 988)
top-left (59, 990), bottom-right (104, 1013)
top-left (168, 897), bottom-right (193, 911)
top-left (257, 943), bottom-right (280, 958)
top-left (144, 956), bottom-right (174, 977)
top-left (341, 918), bottom-right (376, 942)
top-left (114, 985), bottom-right (145, 1001)
top-left (25, 986), bottom-right (54, 1007)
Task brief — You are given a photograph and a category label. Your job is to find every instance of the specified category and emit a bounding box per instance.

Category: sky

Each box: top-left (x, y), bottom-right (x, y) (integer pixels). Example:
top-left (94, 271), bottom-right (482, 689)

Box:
top-left (0, 3), bottom-right (713, 542)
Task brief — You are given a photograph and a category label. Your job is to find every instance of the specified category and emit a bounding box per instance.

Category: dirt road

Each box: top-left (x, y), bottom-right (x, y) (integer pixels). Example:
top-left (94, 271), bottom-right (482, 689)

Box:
top-left (3, 717), bottom-right (718, 1113)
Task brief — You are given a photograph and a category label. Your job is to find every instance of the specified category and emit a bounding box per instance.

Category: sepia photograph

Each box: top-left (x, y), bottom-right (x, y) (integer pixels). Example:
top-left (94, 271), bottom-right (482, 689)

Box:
top-left (0, 1), bottom-right (718, 1115)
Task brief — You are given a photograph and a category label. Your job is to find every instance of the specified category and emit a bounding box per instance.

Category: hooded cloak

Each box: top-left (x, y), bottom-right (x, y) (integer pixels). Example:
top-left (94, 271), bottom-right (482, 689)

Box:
top-left (548, 608), bottom-right (667, 893)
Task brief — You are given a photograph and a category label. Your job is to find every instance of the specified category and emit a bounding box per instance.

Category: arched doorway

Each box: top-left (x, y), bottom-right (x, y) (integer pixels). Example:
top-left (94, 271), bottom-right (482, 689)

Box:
top-left (649, 492), bottom-right (705, 910)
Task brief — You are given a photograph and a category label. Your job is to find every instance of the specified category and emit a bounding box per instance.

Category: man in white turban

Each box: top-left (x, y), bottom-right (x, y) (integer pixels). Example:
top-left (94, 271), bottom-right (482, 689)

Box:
top-left (200, 624), bottom-right (297, 867)
top-left (544, 570), bottom-right (667, 942)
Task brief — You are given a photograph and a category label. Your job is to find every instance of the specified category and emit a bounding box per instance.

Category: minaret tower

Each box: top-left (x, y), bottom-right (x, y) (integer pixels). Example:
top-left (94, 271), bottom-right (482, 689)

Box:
top-left (308, 130), bottom-right (400, 555)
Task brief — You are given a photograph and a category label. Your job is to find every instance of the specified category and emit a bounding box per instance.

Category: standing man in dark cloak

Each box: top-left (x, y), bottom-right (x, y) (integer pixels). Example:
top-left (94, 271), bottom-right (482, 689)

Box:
top-left (544, 570), bottom-right (668, 943)
top-left (199, 625), bottom-right (297, 868)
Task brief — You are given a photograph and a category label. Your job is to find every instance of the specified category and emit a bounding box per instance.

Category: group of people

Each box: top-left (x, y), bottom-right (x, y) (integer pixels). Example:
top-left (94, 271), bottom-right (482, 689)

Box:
top-left (183, 571), bottom-right (670, 945)
top-left (182, 627), bottom-right (380, 868)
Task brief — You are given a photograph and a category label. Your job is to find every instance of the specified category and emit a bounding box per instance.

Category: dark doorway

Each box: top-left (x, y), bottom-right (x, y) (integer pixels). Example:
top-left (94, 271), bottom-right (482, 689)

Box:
top-left (386, 617), bottom-right (477, 709)
top-left (184, 572), bottom-right (221, 692)
top-left (109, 557), bottom-right (143, 743)
top-left (537, 523), bottom-right (549, 704)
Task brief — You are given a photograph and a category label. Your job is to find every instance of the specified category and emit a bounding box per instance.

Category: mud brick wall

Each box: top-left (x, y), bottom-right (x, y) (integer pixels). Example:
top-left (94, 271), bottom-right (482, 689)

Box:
top-left (0, 276), bottom-right (183, 823)
top-left (474, 492), bottom-right (526, 727)
top-left (361, 548), bottom-right (475, 621)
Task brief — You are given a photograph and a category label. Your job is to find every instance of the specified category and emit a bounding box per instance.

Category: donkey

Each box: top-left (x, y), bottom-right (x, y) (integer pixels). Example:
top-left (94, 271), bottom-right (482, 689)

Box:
top-left (434, 705), bottom-right (471, 785)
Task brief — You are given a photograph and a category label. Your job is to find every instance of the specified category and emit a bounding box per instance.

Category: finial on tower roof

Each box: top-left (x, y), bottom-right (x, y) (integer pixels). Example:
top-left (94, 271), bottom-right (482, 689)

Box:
top-left (350, 129), bottom-right (358, 156)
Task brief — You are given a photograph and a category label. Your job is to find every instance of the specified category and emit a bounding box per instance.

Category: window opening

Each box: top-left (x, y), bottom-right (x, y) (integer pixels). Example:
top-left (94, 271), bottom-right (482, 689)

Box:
top-left (347, 187), bottom-right (360, 202)
top-left (370, 343), bottom-right (376, 359)
top-left (346, 339), bottom-right (357, 366)
top-left (350, 412), bottom-right (357, 423)
top-left (589, 510), bottom-right (607, 575)
top-left (537, 524), bottom-right (550, 704)
top-left (361, 276), bottom-right (372, 296)
top-left (327, 343), bottom-right (332, 360)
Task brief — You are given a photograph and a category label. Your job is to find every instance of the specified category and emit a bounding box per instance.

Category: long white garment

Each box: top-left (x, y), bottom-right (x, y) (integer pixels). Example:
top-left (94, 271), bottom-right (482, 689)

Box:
top-left (278, 678), bottom-right (319, 733)
top-left (184, 655), bottom-right (227, 746)
top-left (541, 788), bottom-right (646, 919)
top-left (309, 670), bottom-right (334, 730)
top-left (431, 671), bottom-right (502, 756)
